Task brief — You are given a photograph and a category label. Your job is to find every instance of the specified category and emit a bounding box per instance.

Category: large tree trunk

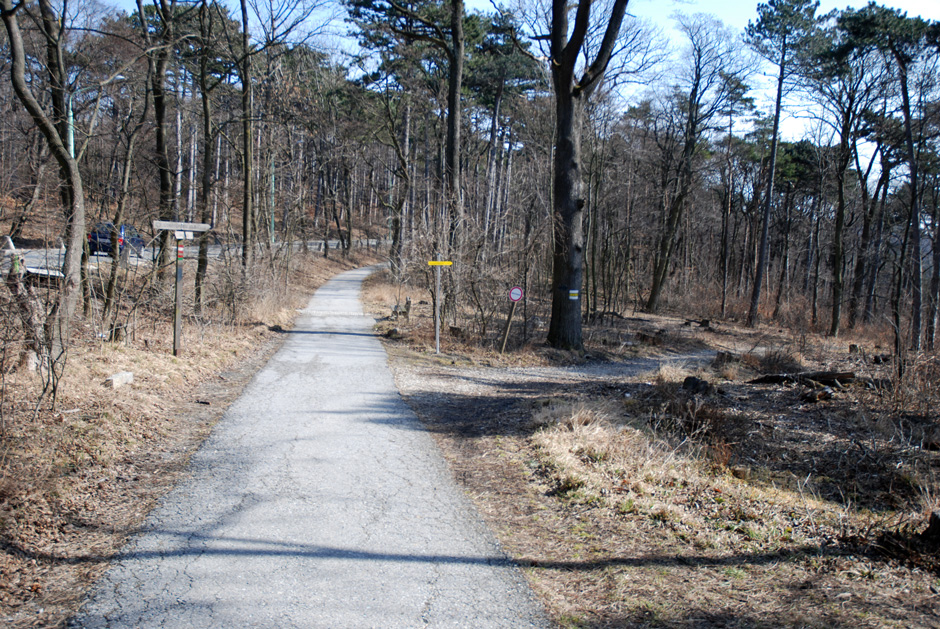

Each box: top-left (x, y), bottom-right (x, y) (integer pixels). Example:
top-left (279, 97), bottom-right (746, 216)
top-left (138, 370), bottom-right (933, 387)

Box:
top-left (830, 150), bottom-right (848, 337)
top-left (545, 0), bottom-right (629, 349)
top-left (547, 89), bottom-right (585, 350)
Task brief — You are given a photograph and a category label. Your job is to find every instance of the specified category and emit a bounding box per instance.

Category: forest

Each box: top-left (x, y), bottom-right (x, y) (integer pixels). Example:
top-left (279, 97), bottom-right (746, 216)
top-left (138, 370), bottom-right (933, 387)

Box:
top-left (2, 0), bottom-right (940, 624)
top-left (0, 0), bottom-right (937, 366)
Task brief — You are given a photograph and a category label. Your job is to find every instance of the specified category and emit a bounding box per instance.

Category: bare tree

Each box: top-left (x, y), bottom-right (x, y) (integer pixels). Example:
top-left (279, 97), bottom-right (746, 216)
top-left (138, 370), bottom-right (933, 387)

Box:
top-left (646, 14), bottom-right (750, 313)
top-left (744, 0), bottom-right (818, 327)
top-left (799, 10), bottom-right (883, 337)
top-left (1, 0), bottom-right (86, 392)
top-left (543, 0), bottom-right (629, 350)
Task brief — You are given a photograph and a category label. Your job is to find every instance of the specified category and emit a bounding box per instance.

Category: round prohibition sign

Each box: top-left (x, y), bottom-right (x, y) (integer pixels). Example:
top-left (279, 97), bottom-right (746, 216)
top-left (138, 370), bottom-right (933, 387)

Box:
top-left (509, 286), bottom-right (524, 302)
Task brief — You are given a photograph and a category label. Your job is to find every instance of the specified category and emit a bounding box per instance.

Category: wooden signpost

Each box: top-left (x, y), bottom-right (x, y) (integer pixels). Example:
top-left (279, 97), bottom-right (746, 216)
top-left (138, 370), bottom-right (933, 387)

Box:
top-left (153, 221), bottom-right (211, 356)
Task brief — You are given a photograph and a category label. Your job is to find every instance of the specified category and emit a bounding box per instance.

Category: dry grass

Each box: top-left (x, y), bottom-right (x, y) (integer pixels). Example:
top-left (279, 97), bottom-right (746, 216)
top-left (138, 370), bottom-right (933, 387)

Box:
top-left (742, 347), bottom-right (805, 374)
top-left (381, 283), bottom-right (940, 628)
top-left (519, 395), bottom-right (940, 626)
top-left (0, 250), bottom-right (378, 628)
top-left (528, 399), bottom-right (842, 552)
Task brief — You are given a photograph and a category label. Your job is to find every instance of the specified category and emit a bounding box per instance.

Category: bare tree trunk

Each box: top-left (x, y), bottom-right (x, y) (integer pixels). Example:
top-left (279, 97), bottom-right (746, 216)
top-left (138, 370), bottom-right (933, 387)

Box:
top-left (195, 0), bottom-right (217, 314)
top-left (174, 81), bottom-right (184, 220)
top-left (747, 43), bottom-right (786, 327)
top-left (546, 0), bottom-right (628, 349)
top-left (863, 184), bottom-right (888, 324)
top-left (10, 132), bottom-right (47, 242)
top-left (240, 0), bottom-right (254, 267)
top-left (844, 128), bottom-right (883, 324)
top-left (388, 98), bottom-right (411, 279)
top-left (103, 87), bottom-right (150, 323)
top-left (896, 59), bottom-right (922, 350)
top-left (2, 0), bottom-right (86, 384)
top-left (483, 81), bottom-right (503, 242)
top-left (812, 214), bottom-right (821, 327)
top-left (547, 87), bottom-right (586, 349)
top-left (187, 122), bottom-right (198, 222)
top-left (926, 183), bottom-right (940, 350)
top-left (772, 184), bottom-right (792, 320)
top-left (135, 0), bottom-right (178, 278)
top-left (829, 124), bottom-right (853, 338)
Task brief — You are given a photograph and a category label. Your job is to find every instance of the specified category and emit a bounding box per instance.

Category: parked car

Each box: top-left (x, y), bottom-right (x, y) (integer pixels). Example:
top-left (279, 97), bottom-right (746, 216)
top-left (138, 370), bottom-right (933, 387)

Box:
top-left (87, 223), bottom-right (146, 256)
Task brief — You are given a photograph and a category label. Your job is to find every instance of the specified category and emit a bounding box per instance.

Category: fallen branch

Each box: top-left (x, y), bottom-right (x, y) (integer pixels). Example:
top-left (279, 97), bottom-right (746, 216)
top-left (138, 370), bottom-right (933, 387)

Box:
top-left (749, 371), bottom-right (857, 387)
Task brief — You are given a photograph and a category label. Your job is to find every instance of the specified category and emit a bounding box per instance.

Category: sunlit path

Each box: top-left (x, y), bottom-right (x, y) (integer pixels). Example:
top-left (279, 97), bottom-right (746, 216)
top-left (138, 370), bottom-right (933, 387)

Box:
top-left (70, 267), bottom-right (547, 628)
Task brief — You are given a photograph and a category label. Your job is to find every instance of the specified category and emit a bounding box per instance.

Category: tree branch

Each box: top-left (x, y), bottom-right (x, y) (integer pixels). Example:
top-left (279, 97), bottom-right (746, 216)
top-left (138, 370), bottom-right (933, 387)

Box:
top-left (576, 0), bottom-right (630, 97)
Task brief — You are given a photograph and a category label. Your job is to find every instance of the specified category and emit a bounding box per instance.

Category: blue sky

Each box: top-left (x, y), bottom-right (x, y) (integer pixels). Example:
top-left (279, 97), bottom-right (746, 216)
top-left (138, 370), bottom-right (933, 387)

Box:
top-left (626, 0), bottom-right (939, 32)
top-left (105, 0), bottom-right (940, 29)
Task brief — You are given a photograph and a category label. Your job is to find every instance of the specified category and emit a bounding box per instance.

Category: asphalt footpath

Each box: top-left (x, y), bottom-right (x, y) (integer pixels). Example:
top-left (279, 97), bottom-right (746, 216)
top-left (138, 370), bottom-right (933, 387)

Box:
top-left (70, 266), bottom-right (549, 628)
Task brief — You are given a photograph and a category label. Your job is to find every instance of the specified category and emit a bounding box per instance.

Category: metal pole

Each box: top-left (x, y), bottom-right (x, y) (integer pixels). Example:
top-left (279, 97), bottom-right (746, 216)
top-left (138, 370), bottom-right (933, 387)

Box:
top-left (434, 256), bottom-right (441, 355)
top-left (174, 239), bottom-right (183, 357)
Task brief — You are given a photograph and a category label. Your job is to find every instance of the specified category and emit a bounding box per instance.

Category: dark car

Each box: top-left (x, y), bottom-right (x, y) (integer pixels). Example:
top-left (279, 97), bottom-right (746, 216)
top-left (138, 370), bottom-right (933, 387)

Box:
top-left (87, 223), bottom-right (146, 256)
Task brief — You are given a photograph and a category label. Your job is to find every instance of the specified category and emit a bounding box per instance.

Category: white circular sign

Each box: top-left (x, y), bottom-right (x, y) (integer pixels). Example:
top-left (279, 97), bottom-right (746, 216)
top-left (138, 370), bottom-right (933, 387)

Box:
top-left (509, 286), bottom-right (524, 302)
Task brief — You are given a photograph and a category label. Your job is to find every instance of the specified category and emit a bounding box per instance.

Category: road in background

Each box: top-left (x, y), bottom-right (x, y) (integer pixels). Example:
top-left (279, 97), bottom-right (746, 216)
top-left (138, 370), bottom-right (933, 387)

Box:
top-left (5, 238), bottom-right (383, 279)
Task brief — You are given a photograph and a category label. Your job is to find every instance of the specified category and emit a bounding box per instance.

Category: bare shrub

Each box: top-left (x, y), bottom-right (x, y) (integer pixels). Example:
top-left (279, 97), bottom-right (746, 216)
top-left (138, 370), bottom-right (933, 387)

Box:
top-left (715, 360), bottom-right (740, 381)
top-left (742, 347), bottom-right (804, 374)
top-left (646, 362), bottom-right (695, 385)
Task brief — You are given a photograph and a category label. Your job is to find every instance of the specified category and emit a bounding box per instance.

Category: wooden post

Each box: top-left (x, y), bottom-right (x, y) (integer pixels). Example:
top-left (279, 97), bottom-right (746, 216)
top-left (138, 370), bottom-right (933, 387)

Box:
top-left (153, 221), bottom-right (211, 357)
top-left (500, 300), bottom-right (517, 354)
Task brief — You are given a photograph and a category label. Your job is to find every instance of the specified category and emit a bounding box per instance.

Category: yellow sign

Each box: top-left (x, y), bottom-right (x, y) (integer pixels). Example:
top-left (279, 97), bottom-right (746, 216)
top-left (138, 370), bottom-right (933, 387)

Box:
top-left (427, 261), bottom-right (453, 266)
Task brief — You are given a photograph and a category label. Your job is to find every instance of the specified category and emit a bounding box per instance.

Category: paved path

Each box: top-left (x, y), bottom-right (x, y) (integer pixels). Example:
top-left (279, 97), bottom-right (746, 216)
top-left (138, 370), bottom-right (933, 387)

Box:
top-left (71, 267), bottom-right (548, 628)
